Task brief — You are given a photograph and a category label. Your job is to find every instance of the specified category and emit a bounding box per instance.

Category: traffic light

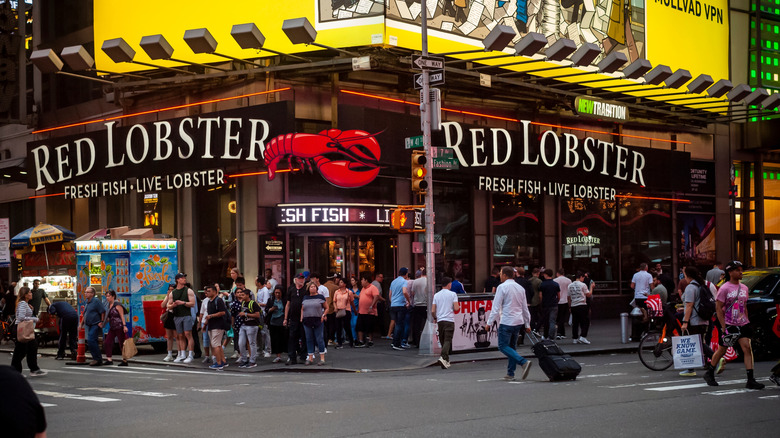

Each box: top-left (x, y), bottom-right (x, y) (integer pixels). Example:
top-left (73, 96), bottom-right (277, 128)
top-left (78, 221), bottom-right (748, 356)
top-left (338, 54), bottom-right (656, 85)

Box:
top-left (411, 150), bottom-right (428, 194)
top-left (390, 208), bottom-right (416, 232)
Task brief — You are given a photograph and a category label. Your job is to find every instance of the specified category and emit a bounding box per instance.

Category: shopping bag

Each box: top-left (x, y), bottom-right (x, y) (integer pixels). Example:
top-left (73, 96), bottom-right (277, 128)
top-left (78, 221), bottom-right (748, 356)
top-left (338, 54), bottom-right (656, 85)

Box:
top-left (16, 320), bottom-right (35, 343)
top-left (122, 338), bottom-right (138, 360)
top-left (671, 333), bottom-right (704, 369)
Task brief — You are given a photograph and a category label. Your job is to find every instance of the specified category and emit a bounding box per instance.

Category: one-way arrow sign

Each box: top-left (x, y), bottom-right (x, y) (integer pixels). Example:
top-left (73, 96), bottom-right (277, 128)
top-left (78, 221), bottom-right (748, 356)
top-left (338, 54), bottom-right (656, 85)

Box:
top-left (414, 70), bottom-right (445, 89)
top-left (412, 54), bottom-right (444, 70)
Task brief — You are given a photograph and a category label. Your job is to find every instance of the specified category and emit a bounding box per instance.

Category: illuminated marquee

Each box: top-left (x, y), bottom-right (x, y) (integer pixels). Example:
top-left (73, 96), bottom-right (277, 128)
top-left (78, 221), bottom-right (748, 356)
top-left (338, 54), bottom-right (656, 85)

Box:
top-left (277, 203), bottom-right (424, 229)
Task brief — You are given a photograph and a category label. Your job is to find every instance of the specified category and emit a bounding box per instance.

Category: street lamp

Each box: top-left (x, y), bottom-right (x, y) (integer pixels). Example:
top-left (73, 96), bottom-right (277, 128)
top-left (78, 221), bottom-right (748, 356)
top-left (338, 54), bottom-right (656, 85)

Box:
top-left (102, 37), bottom-right (196, 75)
top-left (59, 45), bottom-right (149, 79)
top-left (230, 23), bottom-right (309, 62)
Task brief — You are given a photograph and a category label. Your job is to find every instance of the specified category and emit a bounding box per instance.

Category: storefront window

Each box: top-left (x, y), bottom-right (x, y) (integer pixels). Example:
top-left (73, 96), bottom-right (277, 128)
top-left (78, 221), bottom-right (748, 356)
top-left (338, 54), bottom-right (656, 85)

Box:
top-left (194, 184), bottom-right (236, 288)
top-left (561, 198), bottom-right (618, 285)
top-left (491, 193), bottom-right (541, 269)
top-left (620, 198), bottom-right (672, 284)
top-left (434, 183), bottom-right (472, 290)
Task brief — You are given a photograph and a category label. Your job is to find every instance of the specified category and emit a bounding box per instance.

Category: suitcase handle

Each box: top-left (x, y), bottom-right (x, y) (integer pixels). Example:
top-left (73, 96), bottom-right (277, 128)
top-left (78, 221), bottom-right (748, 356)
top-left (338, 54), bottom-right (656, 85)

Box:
top-left (526, 330), bottom-right (540, 345)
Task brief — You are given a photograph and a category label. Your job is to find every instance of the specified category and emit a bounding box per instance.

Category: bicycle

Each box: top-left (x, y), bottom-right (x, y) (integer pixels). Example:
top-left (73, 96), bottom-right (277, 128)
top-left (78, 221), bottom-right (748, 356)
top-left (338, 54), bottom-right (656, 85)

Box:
top-left (637, 305), bottom-right (683, 371)
top-left (0, 315), bottom-right (16, 344)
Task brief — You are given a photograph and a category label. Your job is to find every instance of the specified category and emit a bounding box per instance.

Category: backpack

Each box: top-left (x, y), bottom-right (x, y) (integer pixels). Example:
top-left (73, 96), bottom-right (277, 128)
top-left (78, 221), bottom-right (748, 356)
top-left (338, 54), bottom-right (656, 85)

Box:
top-left (695, 281), bottom-right (716, 321)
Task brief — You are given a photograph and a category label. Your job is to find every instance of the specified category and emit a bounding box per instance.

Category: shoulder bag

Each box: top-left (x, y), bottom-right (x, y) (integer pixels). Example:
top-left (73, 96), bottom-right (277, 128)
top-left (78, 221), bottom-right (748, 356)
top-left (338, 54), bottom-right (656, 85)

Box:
top-left (17, 319), bottom-right (35, 343)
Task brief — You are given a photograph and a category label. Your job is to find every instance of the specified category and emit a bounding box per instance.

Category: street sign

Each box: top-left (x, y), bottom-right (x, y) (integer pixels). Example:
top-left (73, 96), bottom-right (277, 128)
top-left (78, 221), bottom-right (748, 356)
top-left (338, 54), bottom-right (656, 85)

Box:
top-left (412, 54), bottom-right (444, 70)
top-left (431, 147), bottom-right (459, 170)
top-left (413, 70), bottom-right (445, 89)
top-left (405, 135), bottom-right (424, 149)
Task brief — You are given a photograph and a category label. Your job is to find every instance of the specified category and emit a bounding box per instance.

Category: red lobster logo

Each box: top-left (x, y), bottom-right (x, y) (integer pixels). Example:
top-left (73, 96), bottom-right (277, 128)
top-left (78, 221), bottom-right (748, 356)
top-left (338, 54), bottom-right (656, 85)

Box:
top-left (264, 129), bottom-right (381, 188)
top-left (577, 227), bottom-right (589, 237)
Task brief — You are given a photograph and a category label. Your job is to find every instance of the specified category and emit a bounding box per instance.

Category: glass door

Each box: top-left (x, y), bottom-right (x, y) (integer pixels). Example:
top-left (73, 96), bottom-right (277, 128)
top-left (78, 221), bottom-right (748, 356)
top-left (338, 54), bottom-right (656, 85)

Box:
top-left (308, 238), bottom-right (346, 277)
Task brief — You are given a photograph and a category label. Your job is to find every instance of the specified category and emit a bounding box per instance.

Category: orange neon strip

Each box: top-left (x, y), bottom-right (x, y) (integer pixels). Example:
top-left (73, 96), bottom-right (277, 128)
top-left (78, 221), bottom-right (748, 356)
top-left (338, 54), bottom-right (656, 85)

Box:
top-left (616, 195), bottom-right (690, 203)
top-left (32, 87), bottom-right (292, 135)
top-left (340, 90), bottom-right (691, 145)
top-left (29, 192), bottom-right (65, 199)
top-left (227, 168), bottom-right (299, 178)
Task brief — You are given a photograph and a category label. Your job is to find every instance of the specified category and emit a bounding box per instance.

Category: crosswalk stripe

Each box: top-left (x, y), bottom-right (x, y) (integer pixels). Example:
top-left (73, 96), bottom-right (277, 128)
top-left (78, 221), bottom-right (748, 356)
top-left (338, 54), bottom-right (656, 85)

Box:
top-left (759, 395), bottom-right (780, 399)
top-left (35, 390), bottom-right (120, 403)
top-left (645, 379), bottom-right (746, 391)
top-left (702, 389), bottom-right (758, 396)
top-left (578, 373), bottom-right (628, 379)
top-left (78, 387), bottom-right (177, 397)
top-left (40, 403), bottom-right (57, 408)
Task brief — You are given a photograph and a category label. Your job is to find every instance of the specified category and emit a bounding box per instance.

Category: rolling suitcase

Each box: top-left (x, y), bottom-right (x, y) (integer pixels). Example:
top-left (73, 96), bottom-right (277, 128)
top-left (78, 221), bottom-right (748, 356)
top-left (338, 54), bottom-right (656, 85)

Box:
top-left (528, 332), bottom-right (581, 381)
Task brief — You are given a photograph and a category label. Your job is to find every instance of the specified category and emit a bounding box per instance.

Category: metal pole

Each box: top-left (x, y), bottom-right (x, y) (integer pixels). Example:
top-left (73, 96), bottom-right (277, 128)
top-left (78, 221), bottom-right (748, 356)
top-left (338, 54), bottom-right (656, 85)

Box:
top-left (419, 4), bottom-right (437, 355)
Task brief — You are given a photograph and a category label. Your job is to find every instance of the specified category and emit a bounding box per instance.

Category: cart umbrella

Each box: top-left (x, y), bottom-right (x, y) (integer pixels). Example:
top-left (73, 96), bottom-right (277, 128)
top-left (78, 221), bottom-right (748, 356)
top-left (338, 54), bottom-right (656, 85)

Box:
top-left (10, 223), bottom-right (77, 249)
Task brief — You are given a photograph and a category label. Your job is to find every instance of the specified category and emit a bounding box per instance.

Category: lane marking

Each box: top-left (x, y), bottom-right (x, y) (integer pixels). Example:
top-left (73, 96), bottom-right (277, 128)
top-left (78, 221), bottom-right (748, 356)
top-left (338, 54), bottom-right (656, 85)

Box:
top-left (645, 378), bottom-right (769, 392)
top-left (192, 389), bottom-right (231, 393)
top-left (578, 373), bottom-right (628, 379)
top-left (78, 387), bottom-right (177, 398)
top-left (759, 395), bottom-right (780, 399)
top-left (35, 390), bottom-right (120, 403)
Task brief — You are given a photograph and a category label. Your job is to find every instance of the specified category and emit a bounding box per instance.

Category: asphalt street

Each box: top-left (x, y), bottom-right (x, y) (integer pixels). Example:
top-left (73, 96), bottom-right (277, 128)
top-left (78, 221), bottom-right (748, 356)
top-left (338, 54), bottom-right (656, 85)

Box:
top-left (9, 352), bottom-right (779, 437)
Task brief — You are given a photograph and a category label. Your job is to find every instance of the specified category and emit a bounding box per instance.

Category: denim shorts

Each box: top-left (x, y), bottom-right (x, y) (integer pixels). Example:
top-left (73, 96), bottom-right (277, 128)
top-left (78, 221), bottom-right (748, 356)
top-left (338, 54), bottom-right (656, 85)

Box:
top-left (174, 315), bottom-right (193, 334)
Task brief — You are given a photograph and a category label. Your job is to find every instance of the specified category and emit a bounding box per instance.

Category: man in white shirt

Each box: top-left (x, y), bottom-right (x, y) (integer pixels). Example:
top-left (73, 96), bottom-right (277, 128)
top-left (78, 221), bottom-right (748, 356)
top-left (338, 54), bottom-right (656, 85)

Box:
top-left (484, 266), bottom-right (533, 381)
top-left (256, 277), bottom-right (272, 358)
top-left (432, 276), bottom-right (459, 369)
top-left (630, 263), bottom-right (653, 341)
top-left (198, 293), bottom-right (212, 364)
top-left (553, 268), bottom-right (572, 340)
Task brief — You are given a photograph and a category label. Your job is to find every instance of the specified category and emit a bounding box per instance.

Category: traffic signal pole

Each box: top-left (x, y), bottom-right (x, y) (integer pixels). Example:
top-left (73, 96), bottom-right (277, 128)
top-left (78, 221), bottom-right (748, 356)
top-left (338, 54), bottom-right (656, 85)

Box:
top-left (419, 5), bottom-right (437, 355)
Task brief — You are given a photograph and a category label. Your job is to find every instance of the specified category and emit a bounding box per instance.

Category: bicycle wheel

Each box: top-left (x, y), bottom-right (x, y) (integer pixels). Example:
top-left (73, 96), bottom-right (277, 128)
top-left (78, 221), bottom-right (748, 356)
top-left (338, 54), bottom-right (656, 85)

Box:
top-left (638, 331), bottom-right (674, 371)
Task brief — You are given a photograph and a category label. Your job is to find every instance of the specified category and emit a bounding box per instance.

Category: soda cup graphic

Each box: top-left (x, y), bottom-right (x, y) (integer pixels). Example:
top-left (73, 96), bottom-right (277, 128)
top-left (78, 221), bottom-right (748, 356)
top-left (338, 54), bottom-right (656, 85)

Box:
top-left (142, 294), bottom-right (167, 339)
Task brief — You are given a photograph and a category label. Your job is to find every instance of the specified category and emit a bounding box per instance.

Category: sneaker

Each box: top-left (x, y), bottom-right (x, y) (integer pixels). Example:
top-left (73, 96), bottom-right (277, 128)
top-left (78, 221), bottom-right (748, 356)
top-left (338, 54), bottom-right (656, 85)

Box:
top-left (271, 356), bottom-right (281, 363)
top-left (238, 361), bottom-right (248, 368)
top-left (173, 356), bottom-right (184, 363)
top-left (367, 341), bottom-right (374, 347)
top-left (578, 336), bottom-right (591, 345)
top-left (221, 362), bottom-right (229, 368)
top-left (769, 374), bottom-right (780, 386)
top-left (573, 338), bottom-right (581, 344)
top-left (746, 380), bottom-right (765, 390)
top-left (521, 361), bottom-right (533, 380)
top-left (54, 355), bottom-right (66, 360)
top-left (29, 370), bottom-right (47, 377)
top-left (202, 357), bottom-right (211, 364)
top-left (354, 342), bottom-right (366, 348)
top-left (703, 371), bottom-right (718, 386)
top-left (209, 363), bottom-right (224, 370)
top-left (263, 352), bottom-right (271, 358)
top-left (391, 345), bottom-right (404, 351)
top-left (246, 362), bottom-right (257, 369)
top-left (335, 345), bottom-right (343, 349)
top-left (401, 343), bottom-right (411, 349)
top-left (305, 359), bottom-right (313, 365)
top-left (163, 354), bottom-right (174, 362)
top-left (556, 335), bottom-right (565, 340)
top-left (438, 357), bottom-right (451, 369)
top-left (231, 351), bottom-right (240, 359)
top-left (679, 370), bottom-right (696, 377)
top-left (715, 358), bottom-right (726, 375)
top-left (503, 375), bottom-right (516, 381)
top-left (183, 356), bottom-right (193, 364)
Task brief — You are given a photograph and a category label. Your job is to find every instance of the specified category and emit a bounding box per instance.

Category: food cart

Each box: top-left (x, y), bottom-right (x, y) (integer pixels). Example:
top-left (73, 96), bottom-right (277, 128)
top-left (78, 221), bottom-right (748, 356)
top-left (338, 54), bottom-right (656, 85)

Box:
top-left (75, 236), bottom-right (178, 350)
top-left (11, 224), bottom-right (78, 341)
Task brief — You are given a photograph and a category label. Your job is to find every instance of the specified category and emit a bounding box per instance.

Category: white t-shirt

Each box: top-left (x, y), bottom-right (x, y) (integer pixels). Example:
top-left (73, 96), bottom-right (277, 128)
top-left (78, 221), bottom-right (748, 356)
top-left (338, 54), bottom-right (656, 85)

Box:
top-left (554, 276), bottom-right (572, 304)
top-left (568, 281), bottom-right (588, 307)
top-left (199, 296), bottom-right (210, 328)
top-left (432, 289), bottom-right (459, 323)
top-left (631, 270), bottom-right (653, 300)
top-left (318, 284), bottom-right (330, 299)
top-left (256, 287), bottom-right (270, 308)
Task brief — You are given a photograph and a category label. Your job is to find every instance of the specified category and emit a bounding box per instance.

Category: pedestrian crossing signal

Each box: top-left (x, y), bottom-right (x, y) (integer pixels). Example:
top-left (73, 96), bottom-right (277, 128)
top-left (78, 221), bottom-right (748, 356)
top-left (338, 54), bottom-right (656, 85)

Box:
top-left (390, 208), bottom-right (415, 231)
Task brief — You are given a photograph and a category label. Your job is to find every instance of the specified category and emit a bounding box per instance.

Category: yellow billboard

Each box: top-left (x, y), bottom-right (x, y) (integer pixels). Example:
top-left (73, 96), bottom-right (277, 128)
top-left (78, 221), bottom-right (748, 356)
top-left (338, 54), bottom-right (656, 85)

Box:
top-left (93, 0), bottom-right (385, 73)
top-left (645, 0), bottom-right (730, 81)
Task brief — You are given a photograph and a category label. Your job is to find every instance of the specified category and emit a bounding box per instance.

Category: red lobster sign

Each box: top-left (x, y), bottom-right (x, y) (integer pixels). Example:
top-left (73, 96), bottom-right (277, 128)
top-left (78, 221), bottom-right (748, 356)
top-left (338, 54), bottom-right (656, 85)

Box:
top-left (264, 129), bottom-right (381, 188)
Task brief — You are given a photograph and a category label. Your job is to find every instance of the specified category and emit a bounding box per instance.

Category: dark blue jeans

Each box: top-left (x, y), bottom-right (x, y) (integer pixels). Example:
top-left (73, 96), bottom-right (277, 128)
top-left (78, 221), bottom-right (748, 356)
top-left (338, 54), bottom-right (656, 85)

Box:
top-left (390, 306), bottom-right (408, 347)
top-left (86, 324), bottom-right (103, 362)
top-left (497, 324), bottom-right (528, 377)
top-left (58, 314), bottom-right (78, 357)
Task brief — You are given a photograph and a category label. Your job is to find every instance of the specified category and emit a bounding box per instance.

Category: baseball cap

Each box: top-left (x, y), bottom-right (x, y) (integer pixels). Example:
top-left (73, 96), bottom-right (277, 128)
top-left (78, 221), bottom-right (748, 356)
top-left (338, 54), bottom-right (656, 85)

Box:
top-left (175, 272), bottom-right (187, 280)
top-left (724, 260), bottom-right (743, 273)
top-left (295, 273), bottom-right (305, 279)
top-left (399, 267), bottom-right (409, 276)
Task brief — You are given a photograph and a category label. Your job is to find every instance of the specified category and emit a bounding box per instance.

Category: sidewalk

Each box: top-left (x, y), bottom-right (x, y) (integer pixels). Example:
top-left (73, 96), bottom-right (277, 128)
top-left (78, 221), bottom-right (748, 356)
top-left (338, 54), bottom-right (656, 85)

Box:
top-left (2, 319), bottom-right (635, 373)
